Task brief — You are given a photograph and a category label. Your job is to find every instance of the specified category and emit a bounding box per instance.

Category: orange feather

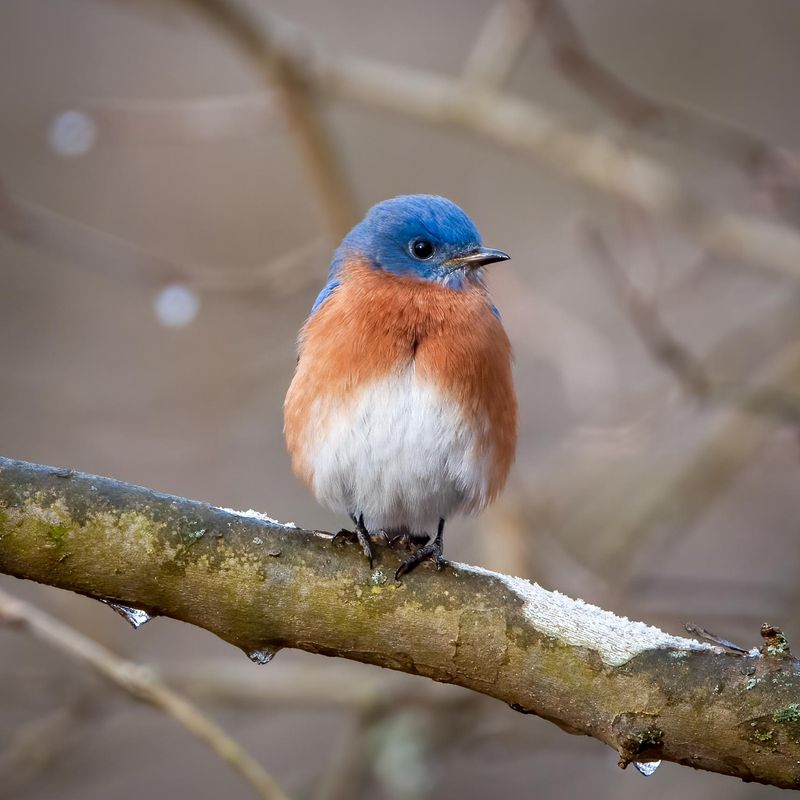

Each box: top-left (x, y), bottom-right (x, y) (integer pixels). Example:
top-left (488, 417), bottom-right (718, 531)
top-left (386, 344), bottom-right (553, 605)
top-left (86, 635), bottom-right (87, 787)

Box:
top-left (284, 260), bottom-right (517, 505)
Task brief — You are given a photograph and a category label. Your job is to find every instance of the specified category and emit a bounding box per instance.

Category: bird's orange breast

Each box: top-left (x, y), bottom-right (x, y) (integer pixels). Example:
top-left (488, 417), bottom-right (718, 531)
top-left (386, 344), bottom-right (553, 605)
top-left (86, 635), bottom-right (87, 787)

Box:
top-left (284, 261), bottom-right (517, 502)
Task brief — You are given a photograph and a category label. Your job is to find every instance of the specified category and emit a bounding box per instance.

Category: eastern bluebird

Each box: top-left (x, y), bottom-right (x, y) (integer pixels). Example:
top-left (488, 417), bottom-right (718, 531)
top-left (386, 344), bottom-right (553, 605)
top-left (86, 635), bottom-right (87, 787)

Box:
top-left (284, 195), bottom-right (517, 578)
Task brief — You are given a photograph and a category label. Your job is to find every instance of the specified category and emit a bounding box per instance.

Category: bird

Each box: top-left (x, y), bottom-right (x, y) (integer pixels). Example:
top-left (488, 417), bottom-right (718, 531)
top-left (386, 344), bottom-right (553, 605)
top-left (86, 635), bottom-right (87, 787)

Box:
top-left (284, 194), bottom-right (517, 579)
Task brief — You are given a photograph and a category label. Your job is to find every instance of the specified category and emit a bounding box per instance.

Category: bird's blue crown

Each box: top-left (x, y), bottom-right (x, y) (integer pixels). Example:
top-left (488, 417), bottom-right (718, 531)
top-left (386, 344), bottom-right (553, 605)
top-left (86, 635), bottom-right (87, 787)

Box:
top-left (311, 195), bottom-right (505, 315)
top-left (331, 194), bottom-right (482, 281)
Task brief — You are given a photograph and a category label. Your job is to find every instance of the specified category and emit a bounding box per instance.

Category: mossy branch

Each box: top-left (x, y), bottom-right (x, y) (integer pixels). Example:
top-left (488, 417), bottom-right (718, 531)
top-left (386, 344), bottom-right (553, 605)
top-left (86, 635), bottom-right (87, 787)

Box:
top-left (1, 456), bottom-right (799, 789)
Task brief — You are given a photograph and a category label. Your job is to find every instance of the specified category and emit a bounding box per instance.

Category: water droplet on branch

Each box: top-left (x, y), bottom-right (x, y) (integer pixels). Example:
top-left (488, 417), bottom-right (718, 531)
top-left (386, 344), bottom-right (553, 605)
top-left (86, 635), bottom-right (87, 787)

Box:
top-left (102, 601), bottom-right (152, 629)
top-left (246, 648), bottom-right (277, 665)
top-left (633, 760), bottom-right (661, 776)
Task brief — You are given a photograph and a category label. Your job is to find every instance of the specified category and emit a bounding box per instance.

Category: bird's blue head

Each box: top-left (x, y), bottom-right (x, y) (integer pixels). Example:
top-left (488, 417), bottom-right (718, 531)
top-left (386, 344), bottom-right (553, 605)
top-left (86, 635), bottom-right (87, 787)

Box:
top-left (330, 195), bottom-right (509, 290)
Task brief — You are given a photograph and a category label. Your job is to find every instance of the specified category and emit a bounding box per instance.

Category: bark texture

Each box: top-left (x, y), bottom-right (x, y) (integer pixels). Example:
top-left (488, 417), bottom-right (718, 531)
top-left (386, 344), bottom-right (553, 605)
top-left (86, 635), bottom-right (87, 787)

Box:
top-left (1, 456), bottom-right (799, 788)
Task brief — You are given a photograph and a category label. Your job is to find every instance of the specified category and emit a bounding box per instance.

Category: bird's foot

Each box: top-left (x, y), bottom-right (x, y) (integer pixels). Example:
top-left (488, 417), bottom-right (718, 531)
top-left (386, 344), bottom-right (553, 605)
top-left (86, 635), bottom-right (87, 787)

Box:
top-left (332, 527), bottom-right (373, 567)
top-left (332, 515), bottom-right (386, 568)
top-left (395, 537), bottom-right (445, 580)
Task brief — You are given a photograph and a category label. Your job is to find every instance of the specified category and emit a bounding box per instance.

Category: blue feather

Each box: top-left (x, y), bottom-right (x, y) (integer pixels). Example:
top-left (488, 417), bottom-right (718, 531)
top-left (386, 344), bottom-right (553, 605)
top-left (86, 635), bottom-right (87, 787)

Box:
top-left (310, 279), bottom-right (340, 314)
top-left (308, 195), bottom-right (505, 317)
top-left (332, 195), bottom-right (482, 283)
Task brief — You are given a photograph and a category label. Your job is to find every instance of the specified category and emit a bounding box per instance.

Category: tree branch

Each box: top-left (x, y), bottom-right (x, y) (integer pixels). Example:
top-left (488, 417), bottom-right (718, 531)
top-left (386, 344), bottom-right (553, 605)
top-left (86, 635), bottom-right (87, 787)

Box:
top-left (1, 457), bottom-right (799, 788)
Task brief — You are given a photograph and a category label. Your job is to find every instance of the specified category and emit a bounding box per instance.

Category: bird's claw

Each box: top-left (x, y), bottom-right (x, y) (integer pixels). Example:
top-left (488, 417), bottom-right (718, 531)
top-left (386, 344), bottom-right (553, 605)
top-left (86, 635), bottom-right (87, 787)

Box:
top-left (394, 540), bottom-right (445, 581)
top-left (334, 516), bottom-right (446, 578)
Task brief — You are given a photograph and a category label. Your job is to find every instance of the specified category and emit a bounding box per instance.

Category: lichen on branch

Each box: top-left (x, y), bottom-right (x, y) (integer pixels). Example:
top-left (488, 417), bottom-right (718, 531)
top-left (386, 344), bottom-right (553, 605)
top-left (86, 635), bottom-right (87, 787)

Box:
top-left (1, 456), bottom-right (799, 789)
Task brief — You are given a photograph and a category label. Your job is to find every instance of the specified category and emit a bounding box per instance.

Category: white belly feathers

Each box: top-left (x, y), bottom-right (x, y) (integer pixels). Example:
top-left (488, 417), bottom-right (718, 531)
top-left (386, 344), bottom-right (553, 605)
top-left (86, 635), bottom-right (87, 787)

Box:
top-left (300, 368), bottom-right (490, 535)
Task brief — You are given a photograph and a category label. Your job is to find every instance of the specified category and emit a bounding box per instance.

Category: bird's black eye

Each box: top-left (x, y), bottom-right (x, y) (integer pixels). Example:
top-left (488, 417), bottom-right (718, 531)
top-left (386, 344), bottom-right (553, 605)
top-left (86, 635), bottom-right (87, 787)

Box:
top-left (410, 239), bottom-right (435, 260)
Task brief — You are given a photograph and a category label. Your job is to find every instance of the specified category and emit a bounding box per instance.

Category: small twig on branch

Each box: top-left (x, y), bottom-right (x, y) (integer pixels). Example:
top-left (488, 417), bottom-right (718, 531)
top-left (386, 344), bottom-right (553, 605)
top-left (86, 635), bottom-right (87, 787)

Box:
top-left (0, 587), bottom-right (287, 800)
top-left (683, 623), bottom-right (749, 655)
top-left (1, 457), bottom-right (800, 788)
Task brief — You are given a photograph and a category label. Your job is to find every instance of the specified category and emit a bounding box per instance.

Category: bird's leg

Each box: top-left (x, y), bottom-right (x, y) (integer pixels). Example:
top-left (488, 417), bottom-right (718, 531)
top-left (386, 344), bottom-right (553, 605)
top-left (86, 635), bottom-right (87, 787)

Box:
top-left (353, 515), bottom-right (390, 547)
top-left (394, 519), bottom-right (446, 580)
top-left (332, 513), bottom-right (375, 567)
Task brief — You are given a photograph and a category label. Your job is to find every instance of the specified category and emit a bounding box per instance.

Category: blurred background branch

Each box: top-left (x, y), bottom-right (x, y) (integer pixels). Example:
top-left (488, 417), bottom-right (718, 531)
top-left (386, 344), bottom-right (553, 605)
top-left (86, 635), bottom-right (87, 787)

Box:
top-left (461, 0), bottom-right (536, 90)
top-left (0, 183), bottom-right (324, 294)
top-left (0, 588), bottom-right (287, 800)
top-left (530, 0), bottom-right (800, 189)
top-left (194, 2), bottom-right (800, 278)
top-left (12, 0), bottom-right (800, 287)
top-left (182, 0), bottom-right (358, 241)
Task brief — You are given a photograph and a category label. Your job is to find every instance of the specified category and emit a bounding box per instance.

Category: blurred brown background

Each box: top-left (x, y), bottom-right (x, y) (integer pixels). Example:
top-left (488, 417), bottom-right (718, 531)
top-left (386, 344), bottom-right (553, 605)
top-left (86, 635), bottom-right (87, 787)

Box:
top-left (2, 0), bottom-right (800, 797)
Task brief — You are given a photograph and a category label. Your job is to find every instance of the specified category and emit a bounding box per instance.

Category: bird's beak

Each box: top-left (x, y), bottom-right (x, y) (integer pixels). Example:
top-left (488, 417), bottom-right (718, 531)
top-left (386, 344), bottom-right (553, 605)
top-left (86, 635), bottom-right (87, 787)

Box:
top-left (444, 247), bottom-right (510, 269)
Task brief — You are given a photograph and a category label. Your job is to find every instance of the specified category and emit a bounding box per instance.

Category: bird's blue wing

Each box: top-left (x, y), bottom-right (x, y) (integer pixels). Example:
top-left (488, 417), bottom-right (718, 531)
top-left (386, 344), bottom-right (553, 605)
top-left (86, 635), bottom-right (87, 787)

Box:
top-left (310, 279), bottom-right (340, 316)
top-left (296, 279), bottom-right (340, 364)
